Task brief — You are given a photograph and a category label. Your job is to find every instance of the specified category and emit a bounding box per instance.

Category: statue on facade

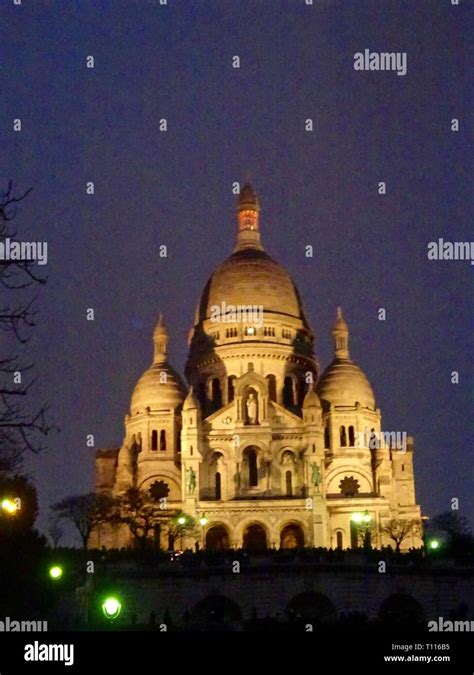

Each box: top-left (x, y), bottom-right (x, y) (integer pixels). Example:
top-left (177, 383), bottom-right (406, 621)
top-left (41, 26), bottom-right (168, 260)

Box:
top-left (246, 392), bottom-right (258, 424)
top-left (311, 462), bottom-right (321, 489)
top-left (186, 466), bottom-right (196, 495)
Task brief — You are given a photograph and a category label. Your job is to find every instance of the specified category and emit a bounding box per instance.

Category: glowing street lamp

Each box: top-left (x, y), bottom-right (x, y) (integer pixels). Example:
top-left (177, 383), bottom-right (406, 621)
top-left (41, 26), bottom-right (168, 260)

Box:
top-left (177, 516), bottom-right (186, 525)
top-left (428, 539), bottom-right (440, 550)
top-left (48, 565), bottom-right (63, 580)
top-left (199, 515), bottom-right (208, 527)
top-left (101, 596), bottom-right (122, 620)
top-left (351, 512), bottom-right (363, 523)
top-left (1, 498), bottom-right (18, 515)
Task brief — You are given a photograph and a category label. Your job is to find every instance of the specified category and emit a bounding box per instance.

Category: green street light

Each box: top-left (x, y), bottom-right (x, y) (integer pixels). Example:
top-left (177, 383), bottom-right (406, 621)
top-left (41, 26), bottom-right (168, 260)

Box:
top-left (101, 596), bottom-right (122, 620)
top-left (199, 515), bottom-right (208, 527)
top-left (363, 513), bottom-right (372, 523)
top-left (428, 539), bottom-right (440, 550)
top-left (177, 516), bottom-right (186, 525)
top-left (48, 565), bottom-right (63, 580)
top-left (351, 512), bottom-right (363, 523)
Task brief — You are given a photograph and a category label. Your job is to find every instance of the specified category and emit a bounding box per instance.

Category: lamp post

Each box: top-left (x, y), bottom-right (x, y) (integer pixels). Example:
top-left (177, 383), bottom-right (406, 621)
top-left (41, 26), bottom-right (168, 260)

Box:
top-left (1, 498), bottom-right (19, 515)
top-left (101, 596), bottom-right (122, 621)
top-left (199, 514), bottom-right (208, 549)
top-left (177, 515), bottom-right (186, 550)
top-left (48, 565), bottom-right (63, 580)
top-left (351, 510), bottom-right (372, 548)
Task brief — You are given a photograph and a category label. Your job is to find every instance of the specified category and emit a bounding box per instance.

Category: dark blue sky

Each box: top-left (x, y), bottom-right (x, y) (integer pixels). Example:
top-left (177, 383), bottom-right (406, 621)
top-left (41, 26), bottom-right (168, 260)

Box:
top-left (2, 1), bottom-right (472, 539)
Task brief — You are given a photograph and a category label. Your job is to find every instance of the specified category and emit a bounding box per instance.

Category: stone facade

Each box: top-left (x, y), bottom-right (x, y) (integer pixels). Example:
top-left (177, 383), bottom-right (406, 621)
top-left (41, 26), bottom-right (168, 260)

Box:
top-left (92, 183), bottom-right (422, 551)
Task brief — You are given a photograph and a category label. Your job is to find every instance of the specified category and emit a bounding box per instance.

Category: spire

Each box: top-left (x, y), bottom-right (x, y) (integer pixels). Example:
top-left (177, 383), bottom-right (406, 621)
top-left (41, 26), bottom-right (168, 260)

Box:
top-left (332, 306), bottom-right (349, 359)
top-left (234, 181), bottom-right (263, 252)
top-left (153, 313), bottom-right (169, 363)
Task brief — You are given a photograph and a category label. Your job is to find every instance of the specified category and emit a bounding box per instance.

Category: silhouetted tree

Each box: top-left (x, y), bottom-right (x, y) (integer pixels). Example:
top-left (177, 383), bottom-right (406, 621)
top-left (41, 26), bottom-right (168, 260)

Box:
top-left (51, 492), bottom-right (113, 549)
top-left (0, 182), bottom-right (52, 465)
top-left (382, 518), bottom-right (420, 552)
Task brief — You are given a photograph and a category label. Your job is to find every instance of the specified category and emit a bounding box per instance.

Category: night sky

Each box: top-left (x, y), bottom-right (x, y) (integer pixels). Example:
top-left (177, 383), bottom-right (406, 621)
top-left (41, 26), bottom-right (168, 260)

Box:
top-left (2, 1), bottom-right (472, 541)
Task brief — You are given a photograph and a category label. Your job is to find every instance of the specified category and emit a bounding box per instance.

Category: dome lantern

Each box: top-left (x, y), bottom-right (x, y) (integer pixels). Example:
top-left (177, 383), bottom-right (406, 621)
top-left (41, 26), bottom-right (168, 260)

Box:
top-left (333, 306), bottom-right (349, 359)
top-left (153, 313), bottom-right (169, 363)
top-left (235, 182), bottom-right (263, 252)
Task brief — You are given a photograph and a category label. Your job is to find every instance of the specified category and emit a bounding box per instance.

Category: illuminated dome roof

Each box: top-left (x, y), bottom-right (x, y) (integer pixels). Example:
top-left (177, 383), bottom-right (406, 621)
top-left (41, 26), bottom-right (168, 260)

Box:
top-left (130, 315), bottom-right (186, 415)
top-left (194, 183), bottom-right (308, 326)
top-left (195, 248), bottom-right (307, 324)
top-left (316, 308), bottom-right (375, 409)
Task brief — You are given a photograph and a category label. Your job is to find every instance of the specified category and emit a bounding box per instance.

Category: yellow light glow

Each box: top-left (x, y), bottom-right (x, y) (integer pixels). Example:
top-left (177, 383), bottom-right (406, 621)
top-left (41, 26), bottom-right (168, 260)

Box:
top-left (351, 512), bottom-right (363, 523)
top-left (1, 498), bottom-right (18, 514)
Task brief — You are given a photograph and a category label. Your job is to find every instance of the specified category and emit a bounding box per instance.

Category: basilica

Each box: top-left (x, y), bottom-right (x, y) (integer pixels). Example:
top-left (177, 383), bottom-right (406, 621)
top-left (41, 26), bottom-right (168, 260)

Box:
top-left (93, 183), bottom-right (422, 551)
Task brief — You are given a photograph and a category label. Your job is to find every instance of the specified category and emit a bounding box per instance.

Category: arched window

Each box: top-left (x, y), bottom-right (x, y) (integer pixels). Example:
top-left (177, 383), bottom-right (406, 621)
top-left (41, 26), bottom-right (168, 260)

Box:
top-left (285, 470), bottom-right (293, 496)
top-left (348, 426), bottom-right (355, 446)
top-left (215, 472), bottom-right (222, 500)
top-left (211, 378), bottom-right (222, 410)
top-left (340, 426), bottom-right (347, 447)
top-left (228, 375), bottom-right (236, 403)
top-left (245, 448), bottom-right (258, 487)
top-left (266, 374), bottom-right (277, 402)
top-left (336, 531), bottom-right (343, 549)
top-left (160, 430), bottom-right (166, 451)
top-left (283, 376), bottom-right (295, 408)
top-left (324, 426), bottom-right (330, 449)
top-left (151, 430), bottom-right (158, 451)
top-left (312, 443), bottom-right (316, 454)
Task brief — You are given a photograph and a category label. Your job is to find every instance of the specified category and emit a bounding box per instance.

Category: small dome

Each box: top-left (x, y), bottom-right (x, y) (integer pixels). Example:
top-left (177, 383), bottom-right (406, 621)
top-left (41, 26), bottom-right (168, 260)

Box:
top-left (130, 315), bottom-right (186, 415)
top-left (316, 307), bottom-right (375, 409)
top-left (183, 386), bottom-right (200, 411)
top-left (317, 359), bottom-right (375, 409)
top-left (130, 363), bottom-right (186, 415)
top-left (303, 387), bottom-right (321, 408)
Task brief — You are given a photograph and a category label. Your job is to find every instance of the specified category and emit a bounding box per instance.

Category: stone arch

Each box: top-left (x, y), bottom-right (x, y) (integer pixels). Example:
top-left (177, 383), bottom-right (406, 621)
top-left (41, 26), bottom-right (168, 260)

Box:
top-left (280, 522), bottom-right (305, 549)
top-left (287, 591), bottom-right (336, 624)
top-left (283, 374), bottom-right (297, 408)
top-left (227, 375), bottom-right (237, 403)
top-left (379, 593), bottom-right (425, 627)
top-left (333, 528), bottom-right (345, 549)
top-left (205, 523), bottom-right (231, 550)
top-left (191, 594), bottom-right (242, 629)
top-left (243, 522), bottom-right (268, 551)
top-left (325, 466), bottom-right (372, 495)
top-left (279, 449), bottom-right (297, 496)
top-left (266, 374), bottom-right (277, 402)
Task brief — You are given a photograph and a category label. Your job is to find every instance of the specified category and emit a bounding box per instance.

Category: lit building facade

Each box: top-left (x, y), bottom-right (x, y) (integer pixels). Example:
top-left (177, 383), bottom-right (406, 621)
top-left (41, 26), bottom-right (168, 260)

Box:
top-left (93, 184), bottom-right (422, 551)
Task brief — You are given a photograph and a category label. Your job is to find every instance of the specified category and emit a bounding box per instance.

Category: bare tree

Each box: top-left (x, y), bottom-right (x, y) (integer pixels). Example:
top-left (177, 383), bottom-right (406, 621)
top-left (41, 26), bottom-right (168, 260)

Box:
top-left (0, 182), bottom-right (52, 463)
top-left (111, 489), bottom-right (196, 551)
top-left (47, 520), bottom-right (63, 548)
top-left (382, 518), bottom-right (420, 552)
top-left (51, 493), bottom-right (113, 550)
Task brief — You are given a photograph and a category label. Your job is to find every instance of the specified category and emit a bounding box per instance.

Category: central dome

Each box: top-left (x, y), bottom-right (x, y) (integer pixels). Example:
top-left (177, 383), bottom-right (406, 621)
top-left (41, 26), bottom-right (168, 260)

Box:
top-left (195, 247), bottom-right (307, 325)
top-left (193, 182), bottom-right (309, 327)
